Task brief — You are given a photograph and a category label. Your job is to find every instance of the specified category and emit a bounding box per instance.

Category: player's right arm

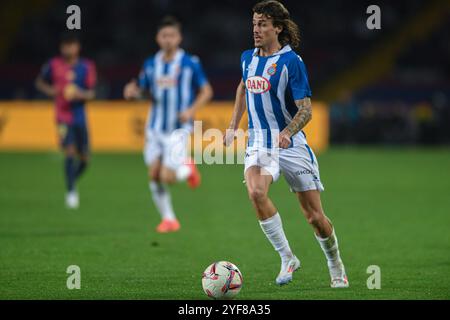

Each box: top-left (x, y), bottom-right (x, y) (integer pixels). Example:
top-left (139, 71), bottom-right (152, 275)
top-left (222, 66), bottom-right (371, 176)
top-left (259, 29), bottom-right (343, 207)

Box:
top-left (223, 79), bottom-right (246, 146)
top-left (123, 79), bottom-right (143, 100)
top-left (35, 61), bottom-right (56, 98)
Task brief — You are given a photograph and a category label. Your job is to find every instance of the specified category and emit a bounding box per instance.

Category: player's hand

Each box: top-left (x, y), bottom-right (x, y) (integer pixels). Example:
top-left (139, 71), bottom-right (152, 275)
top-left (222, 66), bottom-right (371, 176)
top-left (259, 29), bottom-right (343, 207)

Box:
top-left (223, 128), bottom-right (236, 146)
top-left (73, 88), bottom-right (88, 101)
top-left (64, 83), bottom-right (81, 101)
top-left (178, 108), bottom-right (194, 123)
top-left (278, 131), bottom-right (291, 149)
top-left (124, 79), bottom-right (140, 100)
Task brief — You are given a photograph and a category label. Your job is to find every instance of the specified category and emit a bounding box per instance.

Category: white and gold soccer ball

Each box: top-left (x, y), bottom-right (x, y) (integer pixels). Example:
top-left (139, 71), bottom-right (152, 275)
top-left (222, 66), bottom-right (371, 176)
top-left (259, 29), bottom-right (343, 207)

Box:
top-left (202, 261), bottom-right (243, 299)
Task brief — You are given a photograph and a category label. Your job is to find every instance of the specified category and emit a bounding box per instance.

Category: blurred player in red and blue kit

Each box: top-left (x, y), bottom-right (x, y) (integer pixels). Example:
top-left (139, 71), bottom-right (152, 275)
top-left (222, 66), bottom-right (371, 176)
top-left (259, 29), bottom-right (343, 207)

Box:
top-left (35, 33), bottom-right (97, 209)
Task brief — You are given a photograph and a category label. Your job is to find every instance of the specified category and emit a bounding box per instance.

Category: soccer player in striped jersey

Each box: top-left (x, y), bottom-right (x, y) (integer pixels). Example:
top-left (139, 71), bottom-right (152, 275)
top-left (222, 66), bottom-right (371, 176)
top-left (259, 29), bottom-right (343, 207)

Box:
top-left (124, 16), bottom-right (213, 233)
top-left (35, 33), bottom-right (96, 209)
top-left (224, 1), bottom-right (349, 288)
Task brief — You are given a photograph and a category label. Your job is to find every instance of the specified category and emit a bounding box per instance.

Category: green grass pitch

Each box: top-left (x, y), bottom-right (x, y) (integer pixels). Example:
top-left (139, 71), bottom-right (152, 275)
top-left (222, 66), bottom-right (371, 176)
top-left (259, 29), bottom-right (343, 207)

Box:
top-left (0, 148), bottom-right (449, 299)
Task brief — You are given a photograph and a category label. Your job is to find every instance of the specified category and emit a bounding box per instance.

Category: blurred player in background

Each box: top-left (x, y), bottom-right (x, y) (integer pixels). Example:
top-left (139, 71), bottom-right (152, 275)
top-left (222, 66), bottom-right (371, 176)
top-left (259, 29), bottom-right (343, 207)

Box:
top-left (124, 16), bottom-right (213, 233)
top-left (35, 33), bottom-right (96, 209)
top-left (224, 0), bottom-right (348, 287)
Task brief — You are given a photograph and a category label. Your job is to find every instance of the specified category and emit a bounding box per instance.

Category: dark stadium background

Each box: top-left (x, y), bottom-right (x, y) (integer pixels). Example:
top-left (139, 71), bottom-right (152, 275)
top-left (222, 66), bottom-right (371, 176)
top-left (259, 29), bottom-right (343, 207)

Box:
top-left (0, 0), bottom-right (449, 300)
top-left (1, 0), bottom-right (449, 145)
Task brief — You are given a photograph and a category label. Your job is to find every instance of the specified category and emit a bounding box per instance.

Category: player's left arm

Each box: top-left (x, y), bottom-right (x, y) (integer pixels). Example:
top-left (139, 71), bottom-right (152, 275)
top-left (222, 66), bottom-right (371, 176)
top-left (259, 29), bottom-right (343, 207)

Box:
top-left (72, 88), bottom-right (95, 101)
top-left (73, 87), bottom-right (95, 101)
top-left (179, 58), bottom-right (213, 123)
top-left (278, 55), bottom-right (313, 149)
top-left (278, 97), bottom-right (312, 148)
top-left (179, 83), bottom-right (213, 122)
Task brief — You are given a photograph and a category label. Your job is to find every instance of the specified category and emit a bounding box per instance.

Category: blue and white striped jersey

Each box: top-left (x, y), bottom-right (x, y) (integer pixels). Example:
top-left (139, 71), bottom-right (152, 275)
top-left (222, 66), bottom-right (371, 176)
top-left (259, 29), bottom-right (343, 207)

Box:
top-left (242, 45), bottom-right (312, 148)
top-left (139, 49), bottom-right (207, 133)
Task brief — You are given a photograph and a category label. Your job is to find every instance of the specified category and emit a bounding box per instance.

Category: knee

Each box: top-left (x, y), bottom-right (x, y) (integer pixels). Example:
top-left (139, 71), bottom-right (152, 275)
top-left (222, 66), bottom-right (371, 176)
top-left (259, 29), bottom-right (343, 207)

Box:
top-left (65, 145), bottom-right (76, 157)
top-left (159, 172), bottom-right (169, 184)
top-left (159, 168), bottom-right (176, 184)
top-left (149, 167), bottom-right (161, 182)
top-left (248, 186), bottom-right (267, 203)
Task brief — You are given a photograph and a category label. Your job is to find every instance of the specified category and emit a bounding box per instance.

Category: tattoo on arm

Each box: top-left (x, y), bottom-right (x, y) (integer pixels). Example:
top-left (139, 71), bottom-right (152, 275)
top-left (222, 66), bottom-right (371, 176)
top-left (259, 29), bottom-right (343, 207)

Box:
top-left (285, 98), bottom-right (312, 136)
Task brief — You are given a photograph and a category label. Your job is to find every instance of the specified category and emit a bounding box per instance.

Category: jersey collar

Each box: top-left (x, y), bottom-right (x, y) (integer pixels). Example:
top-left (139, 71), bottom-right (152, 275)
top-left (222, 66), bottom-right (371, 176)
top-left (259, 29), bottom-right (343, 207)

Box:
top-left (155, 48), bottom-right (185, 63)
top-left (253, 45), bottom-right (292, 57)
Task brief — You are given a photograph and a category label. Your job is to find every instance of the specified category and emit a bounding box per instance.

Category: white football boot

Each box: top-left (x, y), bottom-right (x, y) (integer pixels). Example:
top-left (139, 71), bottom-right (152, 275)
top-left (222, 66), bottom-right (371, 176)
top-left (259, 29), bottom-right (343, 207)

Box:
top-left (276, 255), bottom-right (301, 285)
top-left (329, 259), bottom-right (349, 288)
top-left (65, 191), bottom-right (79, 209)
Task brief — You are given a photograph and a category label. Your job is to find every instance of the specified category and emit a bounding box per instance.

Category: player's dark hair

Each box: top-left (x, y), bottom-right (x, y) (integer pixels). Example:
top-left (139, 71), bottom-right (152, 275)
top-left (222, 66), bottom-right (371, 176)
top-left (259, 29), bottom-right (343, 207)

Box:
top-left (157, 16), bottom-right (182, 32)
top-left (60, 32), bottom-right (81, 45)
top-left (253, 0), bottom-right (301, 48)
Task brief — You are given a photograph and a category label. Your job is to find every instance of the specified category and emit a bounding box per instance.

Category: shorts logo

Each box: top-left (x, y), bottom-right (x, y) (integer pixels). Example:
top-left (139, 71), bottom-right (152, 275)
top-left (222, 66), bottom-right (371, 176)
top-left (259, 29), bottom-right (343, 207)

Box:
top-left (246, 76), bottom-right (271, 94)
top-left (296, 169), bottom-right (314, 175)
top-left (267, 63), bottom-right (277, 76)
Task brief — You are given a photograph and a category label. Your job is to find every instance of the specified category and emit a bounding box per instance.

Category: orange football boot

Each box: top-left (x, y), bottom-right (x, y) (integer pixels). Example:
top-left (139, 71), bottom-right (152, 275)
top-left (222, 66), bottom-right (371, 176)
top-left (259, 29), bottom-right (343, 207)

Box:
top-left (156, 219), bottom-right (181, 233)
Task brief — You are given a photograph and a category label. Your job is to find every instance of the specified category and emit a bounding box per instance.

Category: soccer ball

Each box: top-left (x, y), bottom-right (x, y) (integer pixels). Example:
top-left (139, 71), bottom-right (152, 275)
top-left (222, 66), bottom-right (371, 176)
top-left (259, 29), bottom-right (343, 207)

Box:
top-left (202, 261), bottom-right (243, 299)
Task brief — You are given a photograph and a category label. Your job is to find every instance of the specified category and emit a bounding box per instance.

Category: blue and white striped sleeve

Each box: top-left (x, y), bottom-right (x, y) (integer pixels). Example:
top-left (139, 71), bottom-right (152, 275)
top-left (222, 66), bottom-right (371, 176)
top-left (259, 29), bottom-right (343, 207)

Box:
top-left (287, 55), bottom-right (312, 100)
top-left (191, 56), bottom-right (207, 88)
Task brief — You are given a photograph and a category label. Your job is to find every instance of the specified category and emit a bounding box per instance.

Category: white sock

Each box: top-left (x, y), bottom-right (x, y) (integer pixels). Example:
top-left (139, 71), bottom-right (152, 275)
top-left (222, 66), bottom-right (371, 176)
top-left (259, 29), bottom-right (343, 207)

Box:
top-left (175, 164), bottom-right (191, 181)
top-left (259, 213), bottom-right (294, 266)
top-left (149, 182), bottom-right (176, 220)
top-left (315, 228), bottom-right (342, 267)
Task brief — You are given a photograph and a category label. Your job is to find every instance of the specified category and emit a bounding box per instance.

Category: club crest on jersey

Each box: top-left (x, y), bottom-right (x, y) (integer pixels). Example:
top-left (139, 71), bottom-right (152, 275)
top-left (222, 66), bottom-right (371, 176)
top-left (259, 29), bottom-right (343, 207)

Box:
top-left (267, 63), bottom-right (277, 76)
top-left (246, 76), bottom-right (271, 94)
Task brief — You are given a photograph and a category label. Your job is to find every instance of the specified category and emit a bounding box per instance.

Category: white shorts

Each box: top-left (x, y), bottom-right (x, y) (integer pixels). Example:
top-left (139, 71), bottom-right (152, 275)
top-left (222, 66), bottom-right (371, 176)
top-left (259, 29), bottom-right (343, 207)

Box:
top-left (143, 129), bottom-right (189, 170)
top-left (244, 144), bottom-right (325, 193)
